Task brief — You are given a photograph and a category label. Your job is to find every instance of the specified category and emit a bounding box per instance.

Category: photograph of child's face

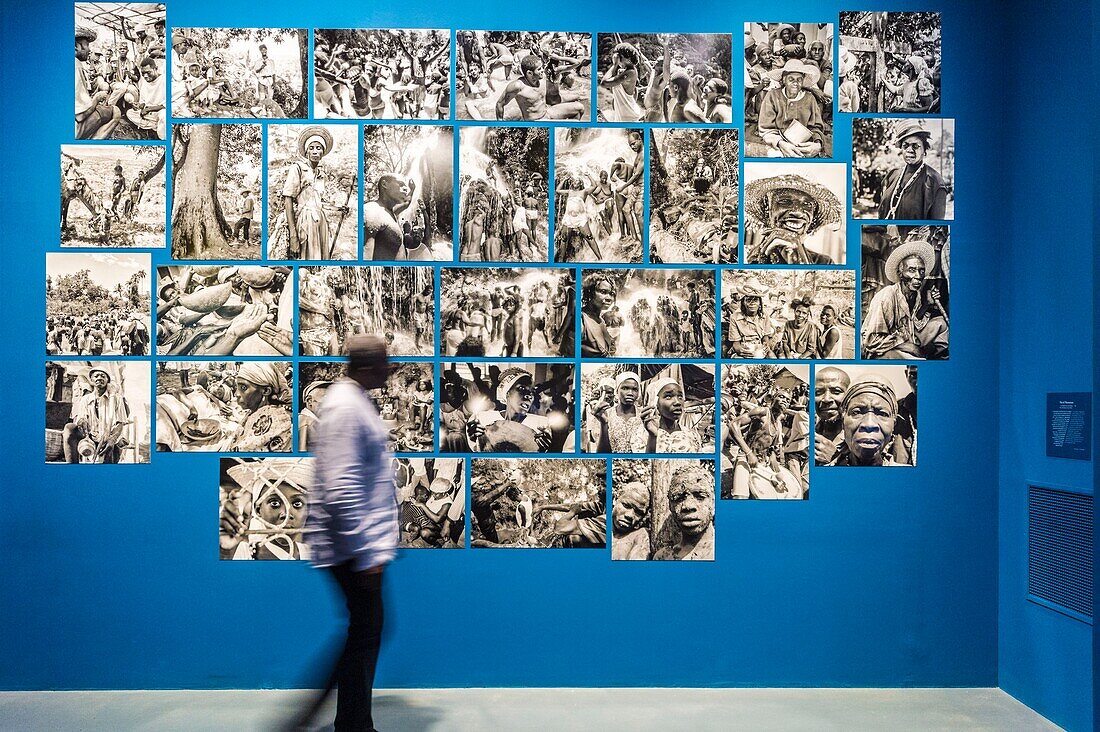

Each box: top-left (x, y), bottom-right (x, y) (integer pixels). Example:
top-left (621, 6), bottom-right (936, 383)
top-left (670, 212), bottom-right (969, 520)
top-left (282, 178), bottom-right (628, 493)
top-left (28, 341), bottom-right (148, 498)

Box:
top-left (257, 486), bottom-right (308, 530)
top-left (612, 491), bottom-right (647, 533)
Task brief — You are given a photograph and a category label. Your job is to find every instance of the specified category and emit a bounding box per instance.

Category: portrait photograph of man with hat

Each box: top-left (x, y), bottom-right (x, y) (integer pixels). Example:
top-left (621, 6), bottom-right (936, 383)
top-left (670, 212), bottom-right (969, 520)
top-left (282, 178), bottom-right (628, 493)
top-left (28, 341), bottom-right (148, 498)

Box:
top-left (742, 162), bottom-right (846, 264)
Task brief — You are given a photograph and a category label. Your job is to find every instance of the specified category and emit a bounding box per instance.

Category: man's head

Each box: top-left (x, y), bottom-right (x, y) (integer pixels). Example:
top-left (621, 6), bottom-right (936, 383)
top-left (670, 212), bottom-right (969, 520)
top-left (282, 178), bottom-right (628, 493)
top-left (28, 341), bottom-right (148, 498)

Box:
top-left (627, 129), bottom-right (643, 153)
top-left (140, 57), bottom-right (159, 81)
top-left (76, 27), bottom-right (97, 61)
top-left (905, 365), bottom-right (918, 392)
top-left (258, 43), bottom-right (268, 57)
top-left (88, 367), bottom-right (111, 392)
top-left (346, 334), bottom-right (389, 391)
top-left (377, 173), bottom-right (412, 209)
top-left (815, 366), bottom-right (851, 426)
top-left (613, 481), bottom-right (650, 533)
top-left (667, 465), bottom-right (714, 538)
top-left (668, 71), bottom-right (691, 101)
top-left (819, 304), bottom-right (836, 327)
top-left (840, 374), bottom-right (898, 465)
top-left (519, 53), bottom-right (543, 84)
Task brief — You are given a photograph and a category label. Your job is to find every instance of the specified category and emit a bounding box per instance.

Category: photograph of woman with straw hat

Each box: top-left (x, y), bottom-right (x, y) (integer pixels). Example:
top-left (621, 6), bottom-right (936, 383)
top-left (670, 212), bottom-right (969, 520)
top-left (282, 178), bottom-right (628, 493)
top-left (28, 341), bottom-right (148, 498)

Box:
top-left (852, 118), bottom-right (955, 220)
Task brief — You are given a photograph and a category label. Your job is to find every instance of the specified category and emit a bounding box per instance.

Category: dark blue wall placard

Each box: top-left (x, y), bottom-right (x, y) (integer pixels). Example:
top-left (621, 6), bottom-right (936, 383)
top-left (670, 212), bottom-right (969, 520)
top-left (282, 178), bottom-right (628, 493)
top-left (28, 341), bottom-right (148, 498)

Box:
top-left (1046, 392), bottom-right (1092, 460)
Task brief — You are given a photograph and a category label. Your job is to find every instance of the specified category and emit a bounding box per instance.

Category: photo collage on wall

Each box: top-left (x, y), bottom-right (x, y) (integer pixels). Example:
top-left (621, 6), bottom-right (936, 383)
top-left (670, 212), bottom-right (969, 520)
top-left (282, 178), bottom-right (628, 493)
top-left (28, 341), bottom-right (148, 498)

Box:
top-left (57, 5), bottom-right (950, 562)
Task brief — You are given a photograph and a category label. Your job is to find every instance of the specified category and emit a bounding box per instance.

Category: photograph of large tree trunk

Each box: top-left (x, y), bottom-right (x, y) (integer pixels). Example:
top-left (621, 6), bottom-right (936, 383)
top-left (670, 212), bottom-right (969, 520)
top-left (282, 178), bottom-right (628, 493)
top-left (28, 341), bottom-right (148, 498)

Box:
top-left (171, 124), bottom-right (262, 260)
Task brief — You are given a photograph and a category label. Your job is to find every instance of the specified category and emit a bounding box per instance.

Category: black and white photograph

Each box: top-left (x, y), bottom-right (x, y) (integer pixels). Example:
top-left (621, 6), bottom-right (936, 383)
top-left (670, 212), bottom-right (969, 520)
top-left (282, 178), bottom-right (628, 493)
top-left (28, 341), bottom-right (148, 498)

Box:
top-left (744, 23), bottom-right (834, 158)
top-left (458, 127), bottom-right (549, 262)
top-left (155, 265), bottom-right (294, 357)
top-left (61, 144), bottom-right (166, 248)
top-left (46, 361), bottom-right (151, 464)
top-left (721, 270), bottom-right (856, 359)
top-left (298, 266), bottom-right (434, 357)
top-left (553, 128), bottom-right (644, 264)
top-left (266, 124), bottom-right (358, 261)
top-left (596, 33), bottom-right (733, 123)
top-left (75, 3), bottom-right (166, 140)
top-left (170, 28), bottom-right (307, 118)
top-left (648, 128), bottom-right (739, 264)
top-left (439, 363), bottom-right (575, 454)
top-left (362, 125), bottom-right (454, 261)
top-left (298, 361), bottom-right (435, 453)
top-left (611, 459), bottom-right (715, 561)
top-left (719, 364), bottom-right (810, 499)
top-left (470, 458), bottom-right (606, 548)
top-left (457, 31), bottom-right (591, 121)
top-left (852, 118), bottom-right (955, 220)
top-left (219, 457), bottom-right (312, 560)
top-left (46, 253), bottom-right (151, 356)
top-left (579, 269), bottom-right (716, 358)
top-left (170, 123), bottom-right (262, 259)
top-left (838, 12), bottom-right (941, 113)
top-left (814, 364), bottom-right (917, 467)
top-left (313, 29), bottom-right (450, 120)
top-left (861, 225), bottom-right (950, 360)
top-left (580, 363), bottom-right (717, 454)
top-left (440, 268), bottom-right (575, 358)
top-left (155, 361), bottom-right (293, 453)
top-left (742, 162), bottom-right (846, 265)
top-left (396, 458), bottom-right (466, 548)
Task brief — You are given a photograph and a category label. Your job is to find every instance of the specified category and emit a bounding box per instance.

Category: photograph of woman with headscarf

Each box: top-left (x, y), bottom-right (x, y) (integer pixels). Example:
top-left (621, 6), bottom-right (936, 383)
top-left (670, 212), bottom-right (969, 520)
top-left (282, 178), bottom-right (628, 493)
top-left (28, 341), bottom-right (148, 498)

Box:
top-left (219, 457), bottom-right (312, 560)
top-left (814, 364), bottom-right (917, 467)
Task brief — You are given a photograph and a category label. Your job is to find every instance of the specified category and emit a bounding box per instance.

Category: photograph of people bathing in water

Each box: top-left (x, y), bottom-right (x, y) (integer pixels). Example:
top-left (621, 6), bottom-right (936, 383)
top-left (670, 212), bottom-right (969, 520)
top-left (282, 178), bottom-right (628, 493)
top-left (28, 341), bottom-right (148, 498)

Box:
top-left (457, 30), bottom-right (591, 121)
top-left (395, 458), bottom-right (465, 548)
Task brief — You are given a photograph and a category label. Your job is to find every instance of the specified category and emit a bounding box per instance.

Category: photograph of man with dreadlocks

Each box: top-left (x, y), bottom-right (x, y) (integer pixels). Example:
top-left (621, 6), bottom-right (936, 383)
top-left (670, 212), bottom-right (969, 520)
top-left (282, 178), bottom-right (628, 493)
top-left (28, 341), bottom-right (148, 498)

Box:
top-left (813, 364), bottom-right (917, 467)
top-left (46, 361), bottom-right (151, 464)
top-left (61, 144), bottom-right (166, 248)
top-left (440, 267), bottom-right (575, 359)
top-left (438, 363), bottom-right (575, 454)
top-left (219, 457), bottom-right (312, 560)
top-left (155, 361), bottom-right (293, 453)
top-left (155, 265), bottom-right (294, 357)
top-left (719, 364), bottom-right (810, 500)
top-left (839, 12), bottom-right (941, 114)
top-left (313, 29), bottom-right (450, 120)
top-left (744, 23), bottom-right (834, 158)
top-left (45, 252), bottom-right (151, 357)
top-left (649, 128), bottom-right (739, 264)
top-left (395, 458), bottom-right (466, 548)
top-left (457, 31), bottom-right (591, 121)
top-left (611, 459), bottom-right (715, 561)
top-left (469, 458), bottom-right (606, 548)
top-left (363, 125), bottom-right (454, 261)
top-left (721, 270), bottom-right (856, 360)
top-left (742, 162), bottom-right (846, 265)
top-left (852, 118), bottom-right (955, 220)
top-left (75, 3), bottom-right (166, 140)
top-left (580, 363), bottom-right (717, 455)
top-left (458, 126), bottom-right (549, 262)
top-left (596, 33), bottom-right (733, 123)
top-left (266, 125), bottom-right (358, 260)
top-left (861, 225), bottom-right (950, 360)
top-left (579, 269), bottom-right (716, 359)
top-left (553, 128), bottom-right (644, 264)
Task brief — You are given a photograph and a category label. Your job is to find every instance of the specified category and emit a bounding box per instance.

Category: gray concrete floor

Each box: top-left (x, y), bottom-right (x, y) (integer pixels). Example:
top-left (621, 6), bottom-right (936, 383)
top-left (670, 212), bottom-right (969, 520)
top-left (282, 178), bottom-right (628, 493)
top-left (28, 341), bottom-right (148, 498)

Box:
top-left (0, 688), bottom-right (1061, 731)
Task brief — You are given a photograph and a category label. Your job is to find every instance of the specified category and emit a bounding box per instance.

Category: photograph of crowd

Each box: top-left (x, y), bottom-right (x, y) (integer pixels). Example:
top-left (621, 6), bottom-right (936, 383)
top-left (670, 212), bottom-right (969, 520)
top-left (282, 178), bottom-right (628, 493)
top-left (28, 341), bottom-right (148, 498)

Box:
top-left (580, 269), bottom-right (716, 358)
top-left (649, 128), bottom-right (739, 264)
top-left (838, 12), bottom-right (941, 113)
top-left (852, 118), bottom-right (955, 220)
top-left (721, 269), bottom-right (856, 360)
top-left (46, 253), bottom-right (151, 356)
top-left (814, 364), bottom-right (917, 467)
top-left (61, 145), bottom-right (165, 248)
top-left (580, 363), bottom-right (717, 454)
top-left (219, 457), bottom-right (312, 560)
top-left (298, 266), bottom-right (434, 357)
top-left (611, 459), bottom-right (715, 560)
top-left (440, 268), bottom-right (574, 358)
top-left (719, 364), bottom-right (810, 499)
top-left (171, 27), bottom-right (306, 118)
top-left (314, 29), bottom-right (450, 120)
top-left (299, 361), bottom-right (435, 453)
top-left (155, 265), bottom-right (293, 357)
top-left (861, 225), bottom-right (950, 360)
top-left (170, 123), bottom-right (262, 259)
top-left (75, 3), bottom-right (166, 140)
top-left (470, 458), bottom-right (605, 548)
top-left (458, 127), bottom-right (549, 262)
top-left (266, 125), bottom-right (358, 260)
top-left (742, 162), bottom-right (846, 265)
top-left (596, 33), bottom-right (733, 123)
top-left (155, 361), bottom-right (293, 453)
top-left (46, 361), bottom-right (150, 464)
top-left (457, 31), bottom-right (591, 121)
top-left (396, 458), bottom-right (465, 548)
top-left (553, 128), bottom-right (643, 263)
top-left (438, 363), bottom-right (575, 453)
top-left (744, 23), bottom-right (834, 158)
top-left (363, 125), bottom-right (454, 261)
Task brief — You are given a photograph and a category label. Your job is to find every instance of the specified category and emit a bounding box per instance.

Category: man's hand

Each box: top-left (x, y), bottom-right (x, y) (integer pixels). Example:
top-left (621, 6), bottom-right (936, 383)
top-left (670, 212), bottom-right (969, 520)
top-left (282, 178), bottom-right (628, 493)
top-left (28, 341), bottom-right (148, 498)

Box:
top-left (814, 432), bottom-right (838, 465)
top-left (639, 405), bottom-right (660, 437)
top-left (225, 303), bottom-right (270, 341)
top-left (257, 323), bottom-right (293, 355)
top-left (288, 232), bottom-right (301, 259)
top-left (534, 427), bottom-right (552, 452)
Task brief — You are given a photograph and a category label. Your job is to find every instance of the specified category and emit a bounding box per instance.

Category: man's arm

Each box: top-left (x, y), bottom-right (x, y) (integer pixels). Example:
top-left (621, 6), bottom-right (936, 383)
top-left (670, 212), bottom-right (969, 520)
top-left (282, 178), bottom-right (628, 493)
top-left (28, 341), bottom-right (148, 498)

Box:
top-left (495, 80), bottom-right (521, 119)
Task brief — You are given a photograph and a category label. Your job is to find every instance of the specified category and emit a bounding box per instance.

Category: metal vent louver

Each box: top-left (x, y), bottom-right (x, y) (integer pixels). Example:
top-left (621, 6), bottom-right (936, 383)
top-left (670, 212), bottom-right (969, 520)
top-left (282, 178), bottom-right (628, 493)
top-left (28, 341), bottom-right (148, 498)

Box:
top-left (1028, 485), bottom-right (1093, 622)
